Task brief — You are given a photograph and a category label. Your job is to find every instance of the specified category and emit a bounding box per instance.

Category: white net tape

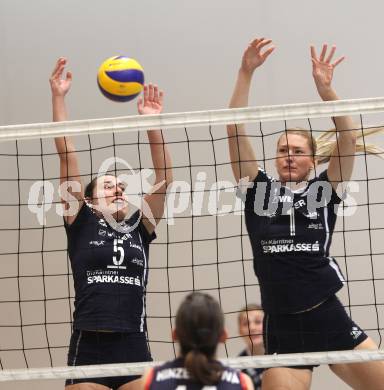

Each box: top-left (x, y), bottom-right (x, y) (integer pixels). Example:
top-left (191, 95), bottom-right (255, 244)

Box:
top-left (1, 350), bottom-right (384, 382)
top-left (1, 97), bottom-right (384, 141)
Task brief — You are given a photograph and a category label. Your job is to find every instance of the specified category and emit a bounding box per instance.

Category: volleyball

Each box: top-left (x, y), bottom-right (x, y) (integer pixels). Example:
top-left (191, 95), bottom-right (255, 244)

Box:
top-left (97, 56), bottom-right (144, 102)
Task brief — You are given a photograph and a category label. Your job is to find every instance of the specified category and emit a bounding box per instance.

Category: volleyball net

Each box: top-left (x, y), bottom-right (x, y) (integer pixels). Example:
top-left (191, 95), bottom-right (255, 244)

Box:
top-left (1, 97), bottom-right (384, 383)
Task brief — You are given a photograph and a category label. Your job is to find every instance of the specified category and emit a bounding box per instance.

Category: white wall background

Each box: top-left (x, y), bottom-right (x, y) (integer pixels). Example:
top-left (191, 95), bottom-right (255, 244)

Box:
top-left (1, 0), bottom-right (383, 125)
top-left (1, 1), bottom-right (384, 389)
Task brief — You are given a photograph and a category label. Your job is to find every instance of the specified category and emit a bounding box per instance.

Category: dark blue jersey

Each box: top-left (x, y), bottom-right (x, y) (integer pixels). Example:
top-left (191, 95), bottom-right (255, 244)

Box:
top-left (242, 168), bottom-right (344, 314)
top-left (65, 203), bottom-right (155, 332)
top-left (238, 350), bottom-right (263, 390)
top-left (146, 358), bottom-right (247, 390)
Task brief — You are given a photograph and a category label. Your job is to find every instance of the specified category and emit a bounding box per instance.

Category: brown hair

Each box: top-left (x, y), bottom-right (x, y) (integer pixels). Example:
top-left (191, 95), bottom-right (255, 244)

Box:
top-left (279, 127), bottom-right (384, 165)
top-left (84, 174), bottom-right (118, 201)
top-left (176, 292), bottom-right (224, 386)
top-left (84, 177), bottom-right (99, 199)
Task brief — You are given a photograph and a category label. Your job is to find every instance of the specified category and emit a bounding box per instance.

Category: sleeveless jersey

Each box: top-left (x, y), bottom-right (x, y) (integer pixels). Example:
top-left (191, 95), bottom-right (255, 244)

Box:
top-left (65, 203), bottom-right (155, 332)
top-left (242, 168), bottom-right (345, 314)
top-left (145, 358), bottom-right (248, 390)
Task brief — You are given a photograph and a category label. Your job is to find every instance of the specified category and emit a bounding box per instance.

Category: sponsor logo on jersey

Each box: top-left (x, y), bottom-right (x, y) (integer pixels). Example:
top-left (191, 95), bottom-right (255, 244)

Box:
top-left (86, 269), bottom-right (141, 286)
top-left (98, 219), bottom-right (107, 227)
top-left (294, 199), bottom-right (306, 209)
top-left (103, 230), bottom-right (132, 240)
top-left (350, 326), bottom-right (363, 340)
top-left (306, 211), bottom-right (319, 219)
top-left (261, 238), bottom-right (320, 254)
top-left (294, 199), bottom-right (319, 218)
top-left (156, 368), bottom-right (189, 381)
top-left (221, 370), bottom-right (241, 384)
top-left (308, 222), bottom-right (324, 230)
top-left (272, 195), bottom-right (292, 203)
top-left (89, 240), bottom-right (105, 247)
top-left (130, 242), bottom-right (142, 251)
top-left (132, 258), bottom-right (144, 267)
top-left (155, 367), bottom-right (239, 384)
top-left (107, 231), bottom-right (116, 238)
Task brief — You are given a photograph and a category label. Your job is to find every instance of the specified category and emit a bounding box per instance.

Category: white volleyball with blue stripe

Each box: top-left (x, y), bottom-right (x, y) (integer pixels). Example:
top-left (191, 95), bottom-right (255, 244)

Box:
top-left (97, 56), bottom-right (144, 102)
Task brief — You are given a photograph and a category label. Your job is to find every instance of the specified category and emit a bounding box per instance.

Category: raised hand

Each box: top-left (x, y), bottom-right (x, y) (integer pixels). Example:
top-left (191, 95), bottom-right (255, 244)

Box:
top-left (311, 44), bottom-right (345, 97)
top-left (49, 57), bottom-right (72, 97)
top-left (137, 84), bottom-right (164, 115)
top-left (241, 38), bottom-right (275, 74)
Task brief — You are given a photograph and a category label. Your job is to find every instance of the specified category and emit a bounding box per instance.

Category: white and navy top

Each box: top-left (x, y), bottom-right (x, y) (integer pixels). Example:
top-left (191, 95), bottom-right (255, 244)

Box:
top-left (242, 168), bottom-right (345, 314)
top-left (238, 350), bottom-right (263, 390)
top-left (145, 358), bottom-right (248, 390)
top-left (65, 203), bottom-right (155, 332)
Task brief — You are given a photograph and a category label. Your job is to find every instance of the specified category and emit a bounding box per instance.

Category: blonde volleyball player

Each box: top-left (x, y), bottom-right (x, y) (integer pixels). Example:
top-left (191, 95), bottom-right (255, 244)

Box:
top-left (226, 39), bottom-right (384, 390)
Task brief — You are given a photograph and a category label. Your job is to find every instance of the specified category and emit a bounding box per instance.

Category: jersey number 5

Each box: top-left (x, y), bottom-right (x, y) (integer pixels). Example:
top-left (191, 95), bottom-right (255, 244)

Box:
top-left (113, 238), bottom-right (125, 266)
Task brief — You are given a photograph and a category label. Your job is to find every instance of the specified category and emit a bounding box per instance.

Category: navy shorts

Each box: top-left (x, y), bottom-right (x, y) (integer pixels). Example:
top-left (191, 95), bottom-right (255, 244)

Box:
top-left (263, 295), bottom-right (367, 370)
top-left (65, 330), bottom-right (152, 389)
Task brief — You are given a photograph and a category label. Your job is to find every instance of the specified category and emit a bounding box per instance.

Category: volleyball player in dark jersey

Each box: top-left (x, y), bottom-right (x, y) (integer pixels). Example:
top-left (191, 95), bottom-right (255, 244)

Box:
top-left (226, 39), bottom-right (384, 389)
top-left (141, 292), bottom-right (254, 390)
top-left (50, 58), bottom-right (173, 390)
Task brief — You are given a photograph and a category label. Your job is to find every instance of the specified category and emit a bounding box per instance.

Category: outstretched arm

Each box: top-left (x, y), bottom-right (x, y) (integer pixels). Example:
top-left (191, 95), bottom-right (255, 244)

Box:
top-left (311, 44), bottom-right (357, 188)
top-left (227, 38), bottom-right (275, 183)
top-left (137, 84), bottom-right (173, 234)
top-left (50, 58), bottom-right (84, 224)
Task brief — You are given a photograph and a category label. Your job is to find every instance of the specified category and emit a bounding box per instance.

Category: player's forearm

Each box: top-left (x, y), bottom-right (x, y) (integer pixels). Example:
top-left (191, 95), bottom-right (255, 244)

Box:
top-left (229, 69), bottom-right (254, 109)
top-left (147, 130), bottom-right (173, 186)
top-left (227, 68), bottom-right (254, 138)
top-left (227, 69), bottom-right (258, 181)
top-left (52, 95), bottom-right (68, 122)
top-left (319, 87), bottom-right (357, 138)
top-left (52, 95), bottom-right (77, 157)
